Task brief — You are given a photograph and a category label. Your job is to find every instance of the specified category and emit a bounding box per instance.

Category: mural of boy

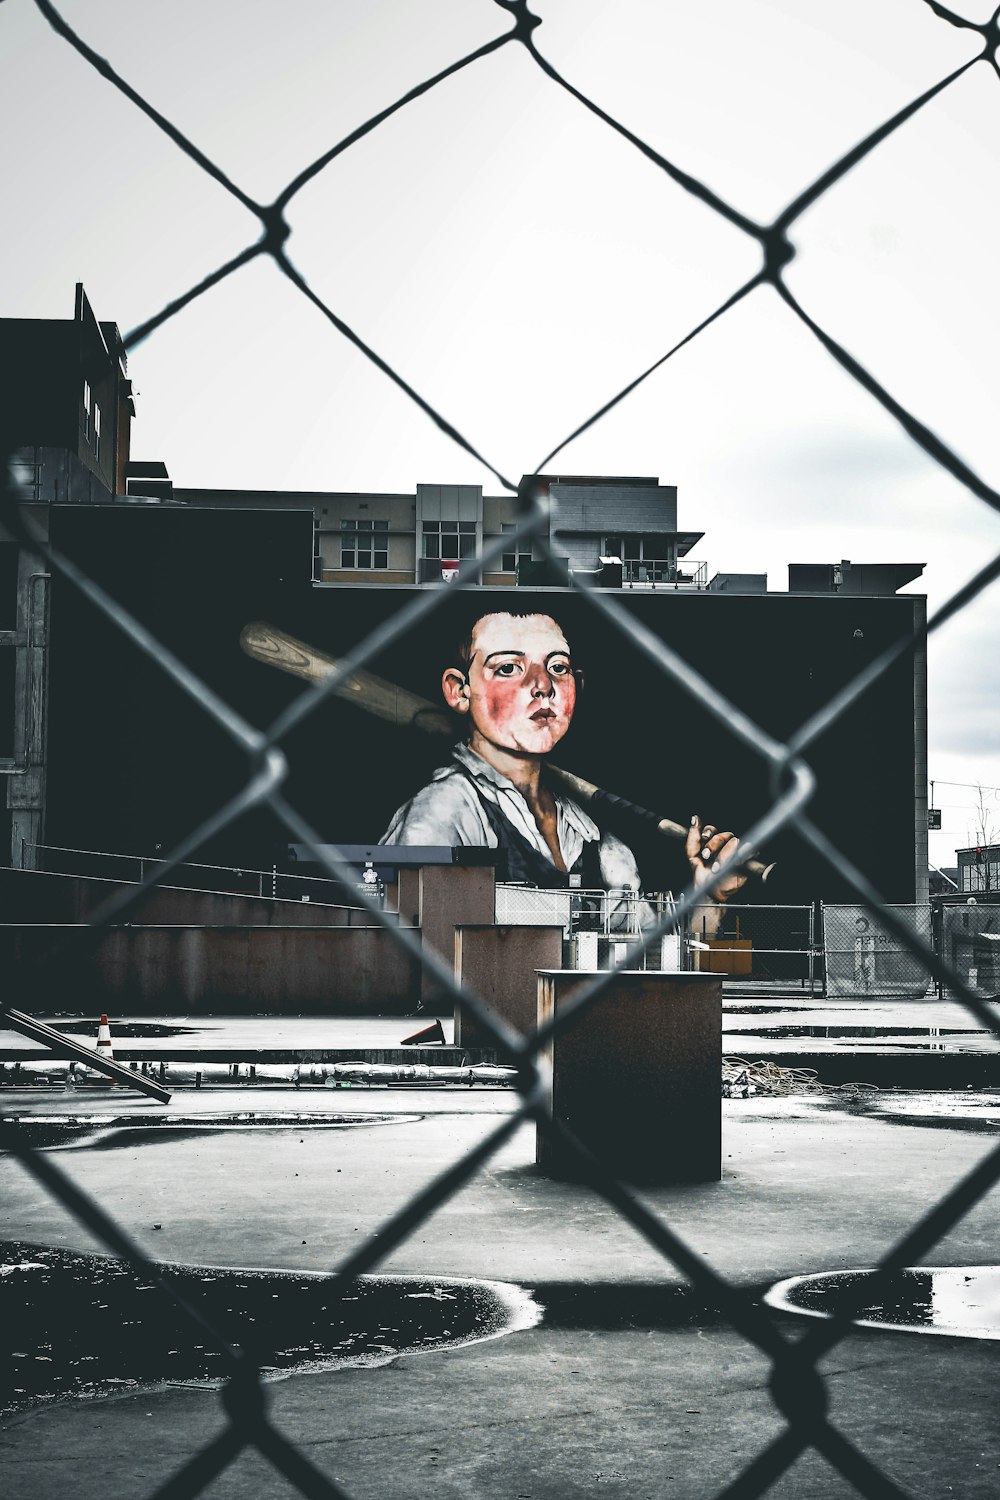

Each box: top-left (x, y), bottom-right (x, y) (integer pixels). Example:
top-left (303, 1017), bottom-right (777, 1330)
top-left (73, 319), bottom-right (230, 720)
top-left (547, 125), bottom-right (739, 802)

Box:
top-left (379, 610), bottom-right (746, 928)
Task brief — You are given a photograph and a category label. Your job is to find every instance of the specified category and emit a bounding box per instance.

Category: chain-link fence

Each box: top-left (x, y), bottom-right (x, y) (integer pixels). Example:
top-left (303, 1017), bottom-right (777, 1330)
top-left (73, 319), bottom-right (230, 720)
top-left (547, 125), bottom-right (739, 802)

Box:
top-left (497, 883), bottom-right (605, 933)
top-left (937, 899), bottom-right (1000, 1001)
top-left (495, 883), bottom-right (671, 934)
top-left (689, 903), bottom-right (818, 991)
top-left (4, 1), bottom-right (1000, 1497)
top-left (495, 885), bottom-right (684, 968)
top-left (821, 903), bottom-right (934, 1000)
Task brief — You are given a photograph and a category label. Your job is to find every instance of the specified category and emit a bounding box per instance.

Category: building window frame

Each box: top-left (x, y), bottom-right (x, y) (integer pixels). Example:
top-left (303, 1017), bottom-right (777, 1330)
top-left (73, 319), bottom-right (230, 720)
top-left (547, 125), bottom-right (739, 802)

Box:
top-left (604, 534), bottom-right (679, 583)
top-left (340, 518), bottom-right (389, 570)
top-left (422, 519), bottom-right (476, 561)
top-left (500, 523), bottom-right (531, 573)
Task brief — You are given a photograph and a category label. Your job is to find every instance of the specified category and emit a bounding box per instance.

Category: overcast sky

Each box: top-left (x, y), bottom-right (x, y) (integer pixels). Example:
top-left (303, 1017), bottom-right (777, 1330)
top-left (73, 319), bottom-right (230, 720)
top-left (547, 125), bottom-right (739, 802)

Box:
top-left (3, 0), bottom-right (999, 865)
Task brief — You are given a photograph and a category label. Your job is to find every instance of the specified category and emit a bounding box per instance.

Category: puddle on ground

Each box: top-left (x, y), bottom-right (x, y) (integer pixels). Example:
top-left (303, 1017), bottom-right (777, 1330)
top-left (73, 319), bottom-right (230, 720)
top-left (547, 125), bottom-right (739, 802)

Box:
top-left (847, 1040), bottom-right (995, 1052)
top-left (0, 1241), bottom-right (540, 1415)
top-left (735, 1024), bottom-right (987, 1039)
top-left (849, 1091), bottom-right (1000, 1133)
top-left (0, 1112), bottom-right (419, 1153)
top-left (766, 1267), bottom-right (1000, 1340)
top-left (49, 1022), bottom-right (200, 1039)
top-left (722, 1006), bottom-right (817, 1015)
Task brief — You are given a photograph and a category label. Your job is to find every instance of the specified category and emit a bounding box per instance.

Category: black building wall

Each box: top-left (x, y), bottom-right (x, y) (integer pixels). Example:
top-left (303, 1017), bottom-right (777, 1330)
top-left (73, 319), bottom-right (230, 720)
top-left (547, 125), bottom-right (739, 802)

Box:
top-left (43, 505), bottom-right (925, 905)
top-left (0, 284), bottom-right (129, 494)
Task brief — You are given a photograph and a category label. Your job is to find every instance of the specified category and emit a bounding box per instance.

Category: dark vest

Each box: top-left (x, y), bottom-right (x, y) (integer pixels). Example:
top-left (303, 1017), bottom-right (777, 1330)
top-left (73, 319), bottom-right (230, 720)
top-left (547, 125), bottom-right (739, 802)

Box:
top-left (463, 773), bottom-right (605, 889)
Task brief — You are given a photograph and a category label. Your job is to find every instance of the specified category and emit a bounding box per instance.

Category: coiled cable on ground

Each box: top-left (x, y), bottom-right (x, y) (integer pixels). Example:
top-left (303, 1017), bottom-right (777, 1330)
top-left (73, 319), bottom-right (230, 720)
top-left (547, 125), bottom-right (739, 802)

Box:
top-left (723, 1057), bottom-right (881, 1098)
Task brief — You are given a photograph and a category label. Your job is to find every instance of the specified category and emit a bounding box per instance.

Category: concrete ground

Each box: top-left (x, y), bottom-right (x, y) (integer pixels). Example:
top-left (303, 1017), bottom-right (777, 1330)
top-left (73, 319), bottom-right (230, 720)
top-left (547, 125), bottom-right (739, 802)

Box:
top-left (3, 1055), bottom-right (1000, 1498)
top-left (4, 992), bottom-right (1000, 1083)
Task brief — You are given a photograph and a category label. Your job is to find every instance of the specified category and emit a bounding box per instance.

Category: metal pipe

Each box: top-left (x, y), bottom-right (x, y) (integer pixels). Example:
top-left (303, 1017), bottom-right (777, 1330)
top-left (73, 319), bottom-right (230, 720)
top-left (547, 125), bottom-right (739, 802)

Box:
top-left (0, 1007), bottom-right (171, 1102)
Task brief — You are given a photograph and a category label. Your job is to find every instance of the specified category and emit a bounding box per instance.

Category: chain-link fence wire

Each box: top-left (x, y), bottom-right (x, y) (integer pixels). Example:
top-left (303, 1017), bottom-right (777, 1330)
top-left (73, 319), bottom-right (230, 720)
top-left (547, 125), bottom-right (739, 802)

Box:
top-left (822, 904), bottom-right (933, 999)
top-left (689, 904), bottom-right (816, 987)
top-left (494, 883), bottom-right (671, 938)
top-left (938, 899), bottom-right (1000, 1000)
top-left (3, 0), bottom-right (1000, 1495)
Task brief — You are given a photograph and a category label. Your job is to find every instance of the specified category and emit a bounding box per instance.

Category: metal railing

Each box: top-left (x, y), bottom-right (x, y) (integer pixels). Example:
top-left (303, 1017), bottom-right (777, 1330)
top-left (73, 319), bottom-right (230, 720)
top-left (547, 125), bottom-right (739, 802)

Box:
top-left (495, 883), bottom-right (673, 937)
top-left (4, 2), bottom-right (1000, 1499)
top-left (19, 841), bottom-right (353, 905)
top-left (689, 903), bottom-right (818, 992)
top-left (623, 557), bottom-right (708, 588)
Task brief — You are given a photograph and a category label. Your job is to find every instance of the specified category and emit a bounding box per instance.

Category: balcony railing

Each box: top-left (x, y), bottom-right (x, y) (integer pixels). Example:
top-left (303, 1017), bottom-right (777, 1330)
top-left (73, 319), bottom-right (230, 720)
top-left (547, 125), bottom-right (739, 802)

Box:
top-left (622, 558), bottom-right (708, 588)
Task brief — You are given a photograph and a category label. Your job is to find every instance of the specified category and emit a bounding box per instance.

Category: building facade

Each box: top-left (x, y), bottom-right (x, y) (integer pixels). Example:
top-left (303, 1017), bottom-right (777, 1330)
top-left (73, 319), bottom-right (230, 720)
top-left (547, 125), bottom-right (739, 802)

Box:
top-left (1, 283), bottom-right (134, 498)
top-left (0, 289), bottom-right (929, 902)
top-left (957, 844), bottom-right (1000, 894)
top-left (174, 473), bottom-right (708, 591)
top-left (1, 284), bottom-right (137, 868)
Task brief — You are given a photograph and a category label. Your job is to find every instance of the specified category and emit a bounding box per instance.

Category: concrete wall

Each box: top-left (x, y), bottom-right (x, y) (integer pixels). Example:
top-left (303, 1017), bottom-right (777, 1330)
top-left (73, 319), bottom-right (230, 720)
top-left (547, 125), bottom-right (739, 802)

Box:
top-left (454, 923), bottom-right (564, 1046)
top-left (0, 867), bottom-right (380, 927)
top-left (418, 865), bottom-right (495, 1004)
top-left (397, 867), bottom-right (421, 927)
top-left (3, 925), bottom-right (420, 1014)
top-left (2, 865), bottom-right (496, 1016)
top-left (550, 480), bottom-right (677, 534)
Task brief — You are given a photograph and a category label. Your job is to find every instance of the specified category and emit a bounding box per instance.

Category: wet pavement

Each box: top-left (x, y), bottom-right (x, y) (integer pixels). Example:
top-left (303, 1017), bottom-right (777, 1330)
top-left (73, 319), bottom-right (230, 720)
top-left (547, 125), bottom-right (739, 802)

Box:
top-left (4, 997), bottom-right (1000, 1058)
top-left (0, 1110), bottom-right (420, 1152)
top-left (1, 1241), bottom-right (539, 1415)
top-left (3, 995), bottom-right (1000, 1091)
top-left (4, 1083), bottom-right (1000, 1286)
top-left (4, 1015), bottom-right (1000, 1498)
top-left (765, 1265), bottom-right (1000, 1340)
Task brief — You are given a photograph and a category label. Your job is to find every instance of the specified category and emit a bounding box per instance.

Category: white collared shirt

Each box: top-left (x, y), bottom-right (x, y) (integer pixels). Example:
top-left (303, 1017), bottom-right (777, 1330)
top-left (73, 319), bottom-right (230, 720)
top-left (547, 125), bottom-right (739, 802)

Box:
top-left (379, 743), bottom-right (644, 898)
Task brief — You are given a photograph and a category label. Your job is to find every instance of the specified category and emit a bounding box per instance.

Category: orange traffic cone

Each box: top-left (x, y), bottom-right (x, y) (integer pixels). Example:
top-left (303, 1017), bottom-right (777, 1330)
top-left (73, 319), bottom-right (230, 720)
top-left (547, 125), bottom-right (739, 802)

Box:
top-left (95, 1013), bottom-right (116, 1084)
top-left (401, 1018), bottom-right (446, 1046)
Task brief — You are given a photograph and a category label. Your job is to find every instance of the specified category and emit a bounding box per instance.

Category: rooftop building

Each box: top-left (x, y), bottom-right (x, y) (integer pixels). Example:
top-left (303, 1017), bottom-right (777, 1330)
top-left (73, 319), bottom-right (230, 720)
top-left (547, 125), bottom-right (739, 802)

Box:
top-left (0, 283), bottom-right (134, 499)
top-left (173, 472), bottom-right (708, 592)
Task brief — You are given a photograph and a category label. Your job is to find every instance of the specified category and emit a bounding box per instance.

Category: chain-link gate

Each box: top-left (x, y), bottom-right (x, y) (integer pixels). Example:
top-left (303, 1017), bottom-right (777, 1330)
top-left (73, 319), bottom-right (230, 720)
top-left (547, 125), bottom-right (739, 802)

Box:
top-left (937, 899), bottom-right (1000, 1001)
top-left (821, 903), bottom-right (934, 1000)
top-left (4, 1), bottom-right (1000, 1497)
top-left (689, 904), bottom-right (818, 992)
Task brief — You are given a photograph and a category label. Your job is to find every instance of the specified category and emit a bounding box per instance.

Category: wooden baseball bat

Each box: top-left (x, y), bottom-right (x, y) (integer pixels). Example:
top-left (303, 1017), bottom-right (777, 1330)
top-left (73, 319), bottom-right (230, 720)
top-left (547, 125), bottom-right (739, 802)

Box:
top-left (240, 620), bottom-right (775, 880)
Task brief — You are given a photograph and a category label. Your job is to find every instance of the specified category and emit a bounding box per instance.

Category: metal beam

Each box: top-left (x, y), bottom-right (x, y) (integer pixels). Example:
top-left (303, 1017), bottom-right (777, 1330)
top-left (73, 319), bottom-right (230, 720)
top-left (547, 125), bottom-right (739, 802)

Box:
top-left (1, 1007), bottom-right (171, 1102)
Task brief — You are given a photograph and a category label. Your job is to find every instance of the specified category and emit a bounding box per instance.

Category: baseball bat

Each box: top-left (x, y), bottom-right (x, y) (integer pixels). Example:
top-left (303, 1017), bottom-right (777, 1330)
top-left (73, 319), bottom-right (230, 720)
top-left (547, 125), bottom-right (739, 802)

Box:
top-left (240, 620), bottom-right (775, 880)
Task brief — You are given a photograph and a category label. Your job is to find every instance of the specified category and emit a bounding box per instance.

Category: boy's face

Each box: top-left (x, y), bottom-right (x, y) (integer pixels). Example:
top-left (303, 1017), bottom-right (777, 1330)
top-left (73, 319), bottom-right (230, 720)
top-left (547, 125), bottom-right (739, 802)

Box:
top-left (442, 613), bottom-right (576, 759)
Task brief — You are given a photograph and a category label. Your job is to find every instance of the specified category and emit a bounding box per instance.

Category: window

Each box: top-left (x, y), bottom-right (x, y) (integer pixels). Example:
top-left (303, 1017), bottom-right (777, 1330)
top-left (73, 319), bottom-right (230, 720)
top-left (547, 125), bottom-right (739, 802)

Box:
top-left (341, 519), bottom-right (389, 569)
top-left (500, 523), bottom-right (531, 573)
top-left (603, 535), bottom-right (640, 562)
top-left (604, 534), bottom-right (675, 582)
top-left (93, 402), bottom-right (101, 463)
top-left (422, 520), bottom-right (475, 561)
top-left (604, 535), bottom-right (676, 560)
top-left (82, 380), bottom-right (91, 440)
top-left (962, 860), bottom-right (997, 892)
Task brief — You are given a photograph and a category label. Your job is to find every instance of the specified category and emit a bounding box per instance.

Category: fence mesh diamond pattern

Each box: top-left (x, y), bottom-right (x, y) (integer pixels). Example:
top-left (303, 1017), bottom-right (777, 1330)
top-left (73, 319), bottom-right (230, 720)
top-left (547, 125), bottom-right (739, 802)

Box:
top-left (4, 2), bottom-right (1000, 1497)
